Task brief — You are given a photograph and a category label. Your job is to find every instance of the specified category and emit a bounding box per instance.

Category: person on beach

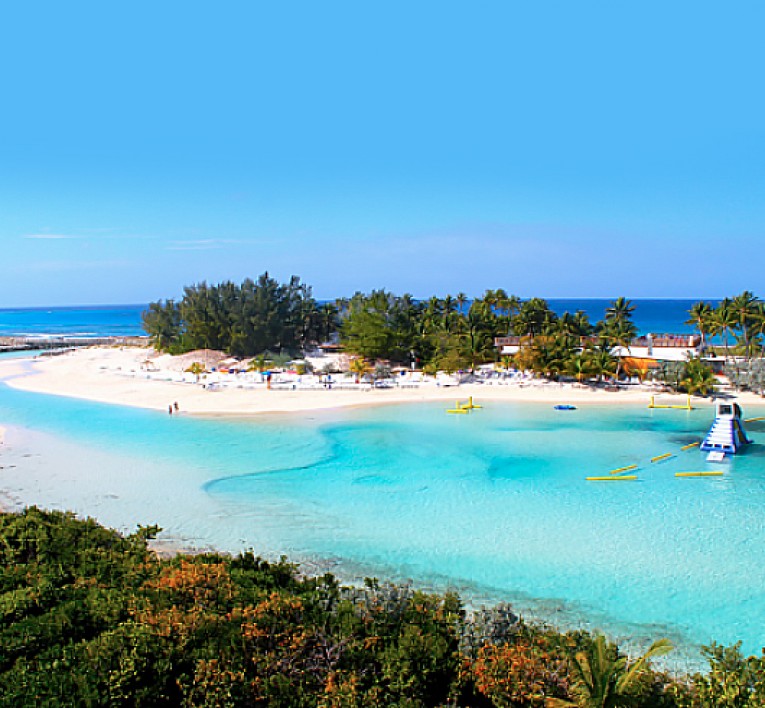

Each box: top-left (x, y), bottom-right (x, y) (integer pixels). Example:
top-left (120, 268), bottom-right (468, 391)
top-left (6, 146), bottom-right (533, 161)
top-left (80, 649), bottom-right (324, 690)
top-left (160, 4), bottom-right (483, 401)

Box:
top-left (168, 405), bottom-right (173, 415)
top-left (173, 402), bottom-right (179, 413)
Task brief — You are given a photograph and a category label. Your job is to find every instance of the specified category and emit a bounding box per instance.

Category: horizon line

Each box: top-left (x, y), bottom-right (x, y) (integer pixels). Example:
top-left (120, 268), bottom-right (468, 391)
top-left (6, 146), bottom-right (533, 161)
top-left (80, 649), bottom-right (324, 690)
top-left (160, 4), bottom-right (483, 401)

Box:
top-left (0, 295), bottom-right (737, 311)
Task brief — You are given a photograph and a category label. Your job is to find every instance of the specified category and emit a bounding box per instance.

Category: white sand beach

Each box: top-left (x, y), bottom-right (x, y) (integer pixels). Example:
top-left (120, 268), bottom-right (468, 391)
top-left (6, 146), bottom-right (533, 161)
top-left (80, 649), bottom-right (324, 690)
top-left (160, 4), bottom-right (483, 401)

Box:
top-left (1, 346), bottom-right (763, 415)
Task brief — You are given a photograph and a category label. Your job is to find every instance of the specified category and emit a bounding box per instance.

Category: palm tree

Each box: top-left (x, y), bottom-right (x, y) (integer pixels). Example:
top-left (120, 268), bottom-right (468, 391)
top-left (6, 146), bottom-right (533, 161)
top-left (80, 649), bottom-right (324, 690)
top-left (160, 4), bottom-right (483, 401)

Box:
top-left (526, 334), bottom-right (575, 380)
top-left (751, 303), bottom-right (765, 363)
top-left (457, 305), bottom-right (493, 371)
top-left (442, 295), bottom-right (457, 333)
top-left (482, 289), bottom-right (499, 311)
top-left (557, 312), bottom-right (579, 338)
top-left (550, 634), bottom-right (673, 708)
top-left (681, 358), bottom-right (717, 396)
top-left (185, 361), bottom-right (205, 382)
top-left (605, 297), bottom-right (636, 327)
top-left (247, 353), bottom-right (270, 373)
top-left (492, 289), bottom-right (520, 320)
top-left (573, 310), bottom-right (595, 337)
top-left (565, 352), bottom-right (594, 384)
top-left (496, 291), bottom-right (521, 336)
top-left (589, 345), bottom-right (618, 384)
top-left (349, 357), bottom-right (369, 384)
top-left (513, 298), bottom-right (555, 338)
top-left (686, 301), bottom-right (714, 349)
top-left (714, 298), bottom-right (737, 362)
top-left (731, 290), bottom-right (760, 362)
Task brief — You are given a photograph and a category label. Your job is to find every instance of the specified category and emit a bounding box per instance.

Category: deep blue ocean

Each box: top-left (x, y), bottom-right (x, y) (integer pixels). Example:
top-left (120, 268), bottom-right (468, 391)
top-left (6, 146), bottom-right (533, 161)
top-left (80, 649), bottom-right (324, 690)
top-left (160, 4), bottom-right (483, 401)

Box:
top-left (0, 304), bottom-right (147, 338)
top-left (0, 299), bottom-right (710, 338)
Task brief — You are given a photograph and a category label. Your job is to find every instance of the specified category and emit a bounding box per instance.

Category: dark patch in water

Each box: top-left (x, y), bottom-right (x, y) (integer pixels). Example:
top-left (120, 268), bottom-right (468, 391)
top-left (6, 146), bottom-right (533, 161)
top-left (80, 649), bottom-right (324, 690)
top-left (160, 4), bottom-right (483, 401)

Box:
top-left (353, 475), bottom-right (394, 486)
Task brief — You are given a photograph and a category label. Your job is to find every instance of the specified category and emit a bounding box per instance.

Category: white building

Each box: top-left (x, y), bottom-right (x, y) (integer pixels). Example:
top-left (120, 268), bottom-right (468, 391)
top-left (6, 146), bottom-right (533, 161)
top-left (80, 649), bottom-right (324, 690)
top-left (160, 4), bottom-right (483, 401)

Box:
top-left (495, 333), bottom-right (702, 363)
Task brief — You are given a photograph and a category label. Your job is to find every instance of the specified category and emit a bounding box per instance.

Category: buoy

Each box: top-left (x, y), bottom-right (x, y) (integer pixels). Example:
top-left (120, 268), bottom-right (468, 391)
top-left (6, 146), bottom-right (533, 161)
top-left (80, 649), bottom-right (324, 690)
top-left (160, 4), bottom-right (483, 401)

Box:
top-left (651, 452), bottom-right (674, 463)
top-left (680, 442), bottom-right (700, 451)
top-left (609, 464), bottom-right (638, 475)
top-left (586, 475), bottom-right (638, 481)
top-left (675, 471), bottom-right (724, 478)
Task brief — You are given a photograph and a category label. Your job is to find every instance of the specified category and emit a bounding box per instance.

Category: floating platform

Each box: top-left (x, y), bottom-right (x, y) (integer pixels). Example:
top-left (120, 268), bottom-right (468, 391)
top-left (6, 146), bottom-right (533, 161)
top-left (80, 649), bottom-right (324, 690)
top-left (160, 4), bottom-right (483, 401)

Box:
top-left (700, 402), bottom-right (751, 455)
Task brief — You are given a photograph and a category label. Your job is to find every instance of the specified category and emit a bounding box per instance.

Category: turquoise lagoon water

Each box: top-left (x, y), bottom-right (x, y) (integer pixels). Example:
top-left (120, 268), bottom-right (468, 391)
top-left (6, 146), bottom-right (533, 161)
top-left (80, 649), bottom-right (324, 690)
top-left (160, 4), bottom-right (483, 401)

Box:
top-left (1, 378), bottom-right (764, 664)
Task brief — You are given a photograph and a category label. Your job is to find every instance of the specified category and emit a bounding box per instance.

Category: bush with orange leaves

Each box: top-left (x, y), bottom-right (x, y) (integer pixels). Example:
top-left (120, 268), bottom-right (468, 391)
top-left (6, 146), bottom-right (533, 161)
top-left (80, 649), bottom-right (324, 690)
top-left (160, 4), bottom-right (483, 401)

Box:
top-left (471, 636), bottom-right (570, 707)
top-left (1, 507), bottom-right (697, 708)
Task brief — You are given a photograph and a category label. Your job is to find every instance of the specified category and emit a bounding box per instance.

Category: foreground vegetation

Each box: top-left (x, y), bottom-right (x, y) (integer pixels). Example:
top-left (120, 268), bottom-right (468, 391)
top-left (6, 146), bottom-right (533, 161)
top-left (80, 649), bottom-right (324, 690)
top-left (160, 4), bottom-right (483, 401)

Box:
top-left (143, 276), bottom-right (765, 394)
top-left (2, 508), bottom-right (765, 706)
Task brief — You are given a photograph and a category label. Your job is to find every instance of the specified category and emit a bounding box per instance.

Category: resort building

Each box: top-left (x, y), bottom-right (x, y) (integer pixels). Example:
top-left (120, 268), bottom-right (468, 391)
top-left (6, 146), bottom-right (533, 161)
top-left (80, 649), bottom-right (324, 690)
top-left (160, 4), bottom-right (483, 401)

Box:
top-left (611, 334), bottom-right (702, 362)
top-left (494, 334), bottom-right (702, 363)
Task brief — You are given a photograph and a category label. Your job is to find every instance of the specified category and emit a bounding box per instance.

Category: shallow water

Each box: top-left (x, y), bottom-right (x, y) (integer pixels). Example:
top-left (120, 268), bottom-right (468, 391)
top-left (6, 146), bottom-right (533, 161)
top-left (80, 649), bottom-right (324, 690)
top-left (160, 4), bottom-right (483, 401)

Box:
top-left (1, 381), bottom-right (764, 666)
top-left (0, 350), bottom-right (48, 360)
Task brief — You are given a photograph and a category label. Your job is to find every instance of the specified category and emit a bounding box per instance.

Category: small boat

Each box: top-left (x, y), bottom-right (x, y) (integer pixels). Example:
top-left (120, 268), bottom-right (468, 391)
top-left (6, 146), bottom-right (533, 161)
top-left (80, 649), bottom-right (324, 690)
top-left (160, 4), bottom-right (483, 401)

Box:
top-left (554, 404), bottom-right (577, 411)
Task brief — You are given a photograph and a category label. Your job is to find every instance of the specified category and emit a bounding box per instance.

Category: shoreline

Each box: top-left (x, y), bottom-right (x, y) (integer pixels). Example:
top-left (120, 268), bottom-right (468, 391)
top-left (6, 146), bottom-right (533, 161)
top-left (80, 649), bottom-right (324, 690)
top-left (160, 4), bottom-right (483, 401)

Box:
top-left (2, 346), bottom-right (763, 416)
top-left (0, 352), bottom-right (760, 673)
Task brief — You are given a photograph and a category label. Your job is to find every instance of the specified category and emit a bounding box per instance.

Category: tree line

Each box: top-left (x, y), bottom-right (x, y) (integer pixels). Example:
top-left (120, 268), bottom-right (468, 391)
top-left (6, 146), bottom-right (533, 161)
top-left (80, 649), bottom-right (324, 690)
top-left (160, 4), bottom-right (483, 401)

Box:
top-left (142, 276), bottom-right (637, 368)
top-left (143, 277), bottom-right (765, 394)
top-left (141, 274), bottom-right (337, 358)
top-left (686, 292), bottom-right (765, 394)
top-left (3, 506), bottom-right (764, 707)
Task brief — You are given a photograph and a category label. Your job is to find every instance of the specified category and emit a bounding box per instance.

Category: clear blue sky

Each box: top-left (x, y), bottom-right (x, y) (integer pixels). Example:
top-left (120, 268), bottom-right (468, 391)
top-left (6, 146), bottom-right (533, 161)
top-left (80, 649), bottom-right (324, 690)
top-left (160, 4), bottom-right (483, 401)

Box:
top-left (1, 1), bottom-right (764, 306)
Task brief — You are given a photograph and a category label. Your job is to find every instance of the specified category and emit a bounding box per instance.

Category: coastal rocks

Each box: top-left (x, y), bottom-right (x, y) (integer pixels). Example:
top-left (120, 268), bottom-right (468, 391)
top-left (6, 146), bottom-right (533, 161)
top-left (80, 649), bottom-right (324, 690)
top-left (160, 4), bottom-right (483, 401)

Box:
top-left (461, 603), bottom-right (521, 656)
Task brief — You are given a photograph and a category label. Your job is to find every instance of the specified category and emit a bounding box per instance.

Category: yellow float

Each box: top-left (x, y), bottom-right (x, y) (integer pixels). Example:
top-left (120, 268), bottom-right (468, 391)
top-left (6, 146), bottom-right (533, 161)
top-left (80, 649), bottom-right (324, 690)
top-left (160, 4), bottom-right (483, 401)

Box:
top-left (675, 471), bottom-right (724, 478)
top-left (586, 475), bottom-right (638, 481)
top-left (447, 397), bottom-right (481, 414)
top-left (609, 464), bottom-right (638, 475)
